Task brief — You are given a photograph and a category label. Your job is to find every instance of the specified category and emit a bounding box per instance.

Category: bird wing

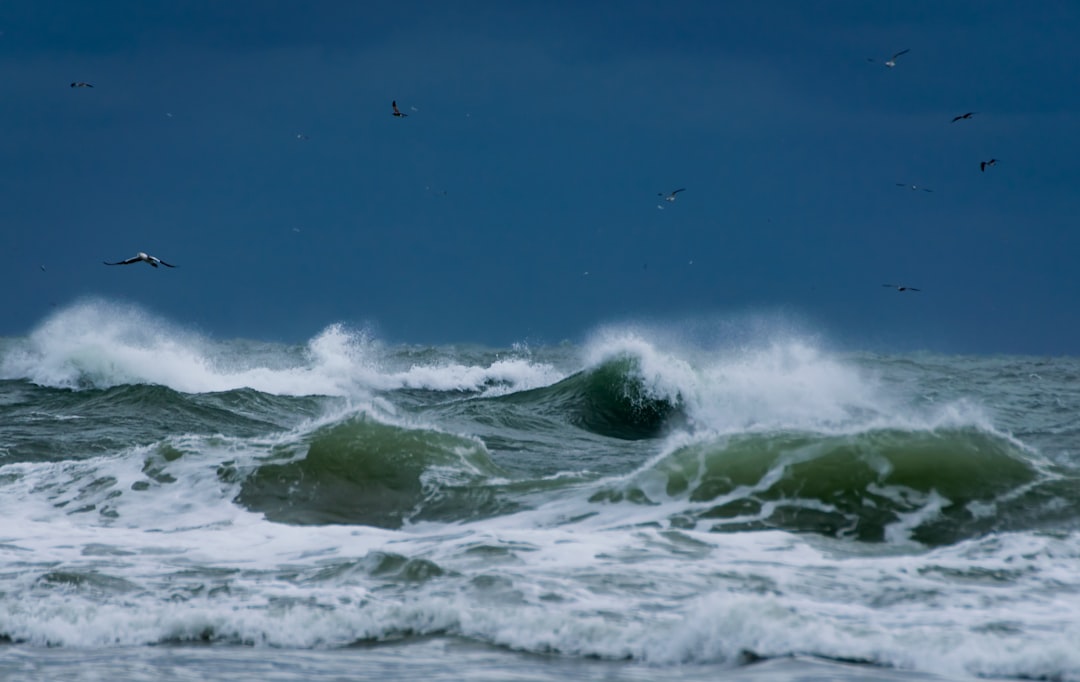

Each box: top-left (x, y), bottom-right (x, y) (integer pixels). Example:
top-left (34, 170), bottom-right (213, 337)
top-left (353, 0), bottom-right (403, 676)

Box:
top-left (104, 257), bottom-right (139, 265)
top-left (157, 259), bottom-right (177, 268)
top-left (892, 49), bottom-right (910, 59)
top-left (672, 188), bottom-right (686, 195)
top-left (909, 288), bottom-right (921, 291)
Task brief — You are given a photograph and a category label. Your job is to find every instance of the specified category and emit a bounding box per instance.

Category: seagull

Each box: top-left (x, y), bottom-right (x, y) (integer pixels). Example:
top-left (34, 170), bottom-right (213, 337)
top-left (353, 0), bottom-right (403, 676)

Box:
top-left (104, 252), bottom-right (176, 268)
top-left (296, 133), bottom-right (309, 140)
top-left (980, 158), bottom-right (998, 172)
top-left (391, 100), bottom-right (408, 117)
top-left (951, 112), bottom-right (977, 123)
top-left (896, 183), bottom-right (933, 192)
top-left (868, 48), bottom-right (910, 68)
top-left (70, 81), bottom-right (93, 88)
top-left (658, 188), bottom-right (685, 202)
top-left (883, 284), bottom-right (921, 292)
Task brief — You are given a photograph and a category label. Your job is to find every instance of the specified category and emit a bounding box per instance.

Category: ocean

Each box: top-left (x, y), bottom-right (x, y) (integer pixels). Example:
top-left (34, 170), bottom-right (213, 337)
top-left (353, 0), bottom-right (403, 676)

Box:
top-left (1, 300), bottom-right (1077, 682)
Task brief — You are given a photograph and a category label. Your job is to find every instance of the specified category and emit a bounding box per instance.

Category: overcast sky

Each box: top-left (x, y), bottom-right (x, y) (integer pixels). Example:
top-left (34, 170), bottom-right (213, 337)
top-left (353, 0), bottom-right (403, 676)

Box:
top-left (3, 1), bottom-right (1079, 354)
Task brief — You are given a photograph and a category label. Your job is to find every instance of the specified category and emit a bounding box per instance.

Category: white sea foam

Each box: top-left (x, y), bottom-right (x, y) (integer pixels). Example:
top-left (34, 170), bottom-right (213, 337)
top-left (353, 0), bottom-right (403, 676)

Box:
top-left (0, 422), bottom-right (1077, 681)
top-left (0, 300), bottom-right (563, 397)
top-left (579, 323), bottom-right (994, 436)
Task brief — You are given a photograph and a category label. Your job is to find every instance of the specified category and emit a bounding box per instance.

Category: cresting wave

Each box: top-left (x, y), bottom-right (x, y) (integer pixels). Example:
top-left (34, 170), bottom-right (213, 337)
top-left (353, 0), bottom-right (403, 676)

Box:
top-left (0, 299), bottom-right (563, 396)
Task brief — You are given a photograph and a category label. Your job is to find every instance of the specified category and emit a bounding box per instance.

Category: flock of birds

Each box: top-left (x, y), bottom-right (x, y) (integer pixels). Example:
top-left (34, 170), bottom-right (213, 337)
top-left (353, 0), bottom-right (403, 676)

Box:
top-left (859, 48), bottom-right (999, 293)
top-left (84, 49), bottom-right (995, 297)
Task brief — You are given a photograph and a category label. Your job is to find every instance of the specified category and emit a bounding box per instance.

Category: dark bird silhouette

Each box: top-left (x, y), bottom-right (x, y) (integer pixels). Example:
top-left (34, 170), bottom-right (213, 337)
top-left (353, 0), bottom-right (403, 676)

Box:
top-left (70, 82), bottom-right (93, 88)
top-left (391, 100), bottom-right (408, 117)
top-left (104, 252), bottom-right (176, 268)
top-left (980, 159), bottom-right (998, 172)
top-left (951, 112), bottom-right (977, 122)
top-left (883, 284), bottom-right (921, 292)
top-left (658, 188), bottom-right (685, 202)
top-left (868, 48), bottom-right (910, 68)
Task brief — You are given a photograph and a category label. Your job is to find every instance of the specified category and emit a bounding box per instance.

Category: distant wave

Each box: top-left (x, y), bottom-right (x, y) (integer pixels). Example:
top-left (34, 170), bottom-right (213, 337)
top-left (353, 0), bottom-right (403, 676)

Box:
top-left (496, 354), bottom-right (686, 440)
top-left (0, 299), bottom-right (562, 396)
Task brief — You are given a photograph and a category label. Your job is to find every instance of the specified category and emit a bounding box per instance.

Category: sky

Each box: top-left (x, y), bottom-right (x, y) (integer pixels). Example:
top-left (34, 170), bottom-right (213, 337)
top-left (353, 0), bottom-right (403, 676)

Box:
top-left (2, 0), bottom-right (1079, 354)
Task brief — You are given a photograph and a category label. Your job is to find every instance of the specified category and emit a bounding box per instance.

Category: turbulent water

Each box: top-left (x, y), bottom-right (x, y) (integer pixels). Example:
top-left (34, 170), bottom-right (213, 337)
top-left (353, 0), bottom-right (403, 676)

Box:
top-left (1, 300), bottom-right (1078, 682)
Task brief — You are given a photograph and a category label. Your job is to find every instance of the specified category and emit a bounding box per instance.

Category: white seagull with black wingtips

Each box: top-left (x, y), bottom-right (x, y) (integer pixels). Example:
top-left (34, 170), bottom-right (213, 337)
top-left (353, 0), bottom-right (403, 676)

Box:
top-left (104, 252), bottom-right (177, 268)
top-left (868, 48), bottom-right (910, 68)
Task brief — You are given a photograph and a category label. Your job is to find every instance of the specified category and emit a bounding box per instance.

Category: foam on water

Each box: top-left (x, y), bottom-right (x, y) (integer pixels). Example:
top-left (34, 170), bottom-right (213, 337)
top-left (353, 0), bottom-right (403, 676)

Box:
top-left (0, 300), bottom-right (562, 397)
top-left (0, 425), bottom-right (1077, 681)
top-left (579, 324), bottom-right (995, 437)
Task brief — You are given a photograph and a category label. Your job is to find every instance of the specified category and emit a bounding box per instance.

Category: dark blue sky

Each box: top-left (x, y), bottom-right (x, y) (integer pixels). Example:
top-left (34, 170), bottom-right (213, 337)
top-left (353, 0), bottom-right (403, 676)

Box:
top-left (3, 1), bottom-right (1079, 354)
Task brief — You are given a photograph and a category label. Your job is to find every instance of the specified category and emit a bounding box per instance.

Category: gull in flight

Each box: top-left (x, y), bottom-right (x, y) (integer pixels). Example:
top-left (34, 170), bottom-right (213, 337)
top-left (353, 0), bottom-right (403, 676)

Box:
top-left (658, 188), bottom-right (685, 202)
top-left (980, 158), bottom-right (998, 172)
top-left (896, 183), bottom-right (933, 192)
top-left (70, 81), bottom-right (94, 88)
top-left (868, 48), bottom-right (910, 68)
top-left (104, 252), bottom-right (176, 268)
top-left (392, 100), bottom-right (408, 117)
top-left (883, 284), bottom-right (920, 292)
top-left (951, 111), bottom-right (977, 123)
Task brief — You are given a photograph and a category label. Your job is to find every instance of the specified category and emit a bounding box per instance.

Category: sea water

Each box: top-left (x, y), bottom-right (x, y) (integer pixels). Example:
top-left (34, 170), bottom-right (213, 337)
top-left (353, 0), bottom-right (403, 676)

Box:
top-left (1, 300), bottom-right (1077, 681)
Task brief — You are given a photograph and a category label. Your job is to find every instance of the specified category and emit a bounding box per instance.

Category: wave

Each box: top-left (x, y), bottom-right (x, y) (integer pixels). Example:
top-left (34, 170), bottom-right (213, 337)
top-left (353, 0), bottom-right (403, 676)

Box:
top-left (594, 425), bottom-right (1077, 546)
top-left (0, 300), bottom-right (562, 397)
top-left (495, 353), bottom-right (686, 440)
top-left (231, 413), bottom-right (518, 528)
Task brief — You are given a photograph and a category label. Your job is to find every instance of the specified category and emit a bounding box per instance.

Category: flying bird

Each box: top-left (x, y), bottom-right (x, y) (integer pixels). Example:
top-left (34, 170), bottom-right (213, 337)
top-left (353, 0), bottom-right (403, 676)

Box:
top-left (896, 183), bottom-right (933, 192)
top-left (883, 284), bottom-right (921, 292)
top-left (104, 252), bottom-right (176, 268)
top-left (980, 158), bottom-right (998, 172)
top-left (951, 112), bottom-right (977, 122)
top-left (70, 82), bottom-right (93, 88)
top-left (296, 133), bottom-right (309, 140)
top-left (868, 48), bottom-right (910, 68)
top-left (658, 188), bottom-right (685, 202)
top-left (391, 100), bottom-right (408, 117)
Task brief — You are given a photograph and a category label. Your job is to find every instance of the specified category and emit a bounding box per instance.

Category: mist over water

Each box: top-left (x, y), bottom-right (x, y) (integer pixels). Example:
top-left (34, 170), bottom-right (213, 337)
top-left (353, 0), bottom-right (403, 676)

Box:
top-left (1, 300), bottom-right (1078, 681)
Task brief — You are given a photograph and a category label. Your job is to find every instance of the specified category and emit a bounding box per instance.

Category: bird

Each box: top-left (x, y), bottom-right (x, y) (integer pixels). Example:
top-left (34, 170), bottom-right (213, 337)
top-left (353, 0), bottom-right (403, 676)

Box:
top-left (980, 158), bottom-right (998, 172)
top-left (896, 183), bottom-right (933, 192)
top-left (658, 188), bottom-right (685, 202)
top-left (296, 133), bottom-right (309, 140)
top-left (70, 82), bottom-right (93, 88)
top-left (104, 252), bottom-right (176, 268)
top-left (951, 112), bottom-right (977, 123)
top-left (868, 48), bottom-right (910, 68)
top-left (883, 284), bottom-right (921, 292)
top-left (391, 100), bottom-right (408, 117)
